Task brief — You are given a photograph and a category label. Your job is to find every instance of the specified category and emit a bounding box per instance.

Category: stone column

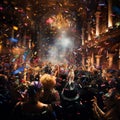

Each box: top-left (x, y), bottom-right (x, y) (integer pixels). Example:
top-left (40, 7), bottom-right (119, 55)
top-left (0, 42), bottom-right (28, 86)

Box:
top-left (82, 27), bottom-right (85, 45)
top-left (108, 0), bottom-right (113, 28)
top-left (88, 22), bottom-right (91, 41)
top-left (23, 30), bottom-right (26, 47)
top-left (87, 56), bottom-right (91, 71)
top-left (108, 53), bottom-right (114, 68)
top-left (0, 41), bottom-right (2, 53)
top-left (95, 11), bottom-right (101, 36)
top-left (29, 39), bottom-right (32, 49)
top-left (119, 59), bottom-right (120, 70)
top-left (91, 52), bottom-right (94, 66)
top-left (118, 48), bottom-right (120, 70)
top-left (96, 55), bottom-right (101, 67)
top-left (82, 55), bottom-right (85, 66)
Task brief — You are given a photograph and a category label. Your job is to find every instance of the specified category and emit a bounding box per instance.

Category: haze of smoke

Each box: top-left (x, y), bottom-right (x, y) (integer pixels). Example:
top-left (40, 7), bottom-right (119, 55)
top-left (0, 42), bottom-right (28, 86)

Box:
top-left (47, 31), bottom-right (75, 64)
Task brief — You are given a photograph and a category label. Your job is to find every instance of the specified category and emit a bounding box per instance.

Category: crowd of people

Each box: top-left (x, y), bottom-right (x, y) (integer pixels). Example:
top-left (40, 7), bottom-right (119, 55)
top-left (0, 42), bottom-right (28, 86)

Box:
top-left (0, 54), bottom-right (120, 120)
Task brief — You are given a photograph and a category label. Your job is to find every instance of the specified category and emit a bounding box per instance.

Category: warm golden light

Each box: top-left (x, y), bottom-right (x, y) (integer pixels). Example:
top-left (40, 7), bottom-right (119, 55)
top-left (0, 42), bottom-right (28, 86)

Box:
top-left (13, 26), bottom-right (18, 31)
top-left (106, 29), bottom-right (108, 32)
top-left (12, 47), bottom-right (24, 55)
top-left (51, 12), bottom-right (70, 30)
top-left (0, 45), bottom-right (2, 53)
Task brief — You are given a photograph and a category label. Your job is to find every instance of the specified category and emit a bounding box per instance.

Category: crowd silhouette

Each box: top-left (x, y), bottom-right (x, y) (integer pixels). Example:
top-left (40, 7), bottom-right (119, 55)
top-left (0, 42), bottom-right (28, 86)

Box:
top-left (0, 55), bottom-right (120, 120)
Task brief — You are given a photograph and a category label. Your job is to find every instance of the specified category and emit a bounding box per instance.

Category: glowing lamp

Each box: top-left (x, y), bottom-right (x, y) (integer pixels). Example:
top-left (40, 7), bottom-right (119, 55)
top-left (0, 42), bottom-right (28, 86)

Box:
top-left (13, 26), bottom-right (18, 30)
